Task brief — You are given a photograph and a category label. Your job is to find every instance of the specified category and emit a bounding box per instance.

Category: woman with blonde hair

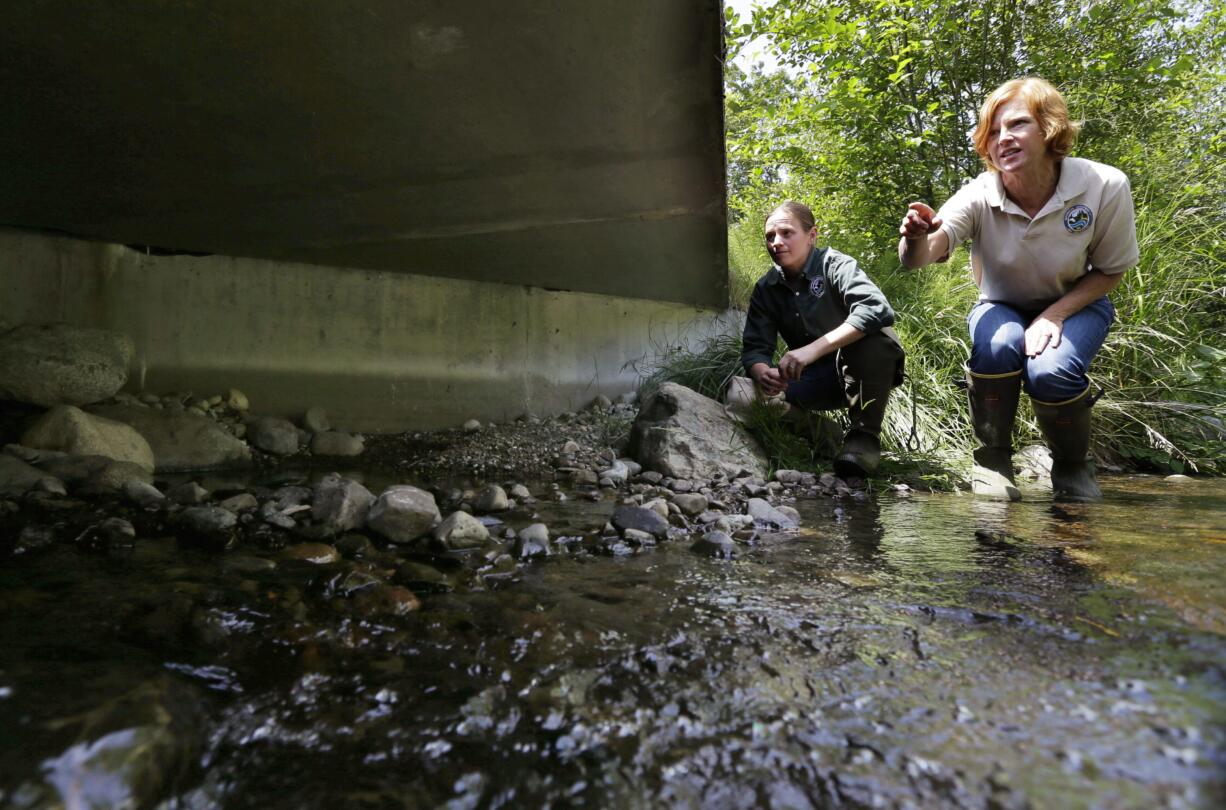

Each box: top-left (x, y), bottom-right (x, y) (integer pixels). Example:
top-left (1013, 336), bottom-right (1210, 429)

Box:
top-left (898, 77), bottom-right (1138, 501)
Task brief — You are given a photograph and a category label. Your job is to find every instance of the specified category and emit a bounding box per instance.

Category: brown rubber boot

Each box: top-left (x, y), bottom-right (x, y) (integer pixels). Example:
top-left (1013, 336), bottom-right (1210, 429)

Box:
top-left (967, 368), bottom-right (1022, 501)
top-left (1031, 387), bottom-right (1102, 501)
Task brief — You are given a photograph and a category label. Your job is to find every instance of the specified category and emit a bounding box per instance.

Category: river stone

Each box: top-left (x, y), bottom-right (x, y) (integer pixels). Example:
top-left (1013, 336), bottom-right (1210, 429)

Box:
top-left (628, 382), bottom-right (769, 480)
top-left (473, 484), bottom-right (509, 513)
top-left (509, 483), bottom-right (531, 500)
top-left (514, 523), bottom-right (551, 559)
top-left (367, 486), bottom-right (441, 544)
top-left (747, 497), bottom-right (799, 529)
top-left (82, 460), bottom-right (153, 495)
top-left (335, 533), bottom-right (378, 559)
top-left (642, 497), bottom-right (670, 520)
top-left (611, 504), bottom-right (669, 540)
top-left (777, 505), bottom-right (802, 525)
top-left (222, 555), bottom-right (277, 574)
top-left (226, 388), bottom-right (249, 411)
top-left (217, 492), bottom-right (258, 513)
top-left (124, 480), bottom-right (165, 506)
top-left (775, 469), bottom-right (803, 485)
top-left (168, 481), bottom-right (210, 504)
top-left (622, 527), bottom-right (655, 546)
top-left (303, 406), bottom-right (331, 433)
top-left (0, 323), bottom-right (133, 407)
top-left (282, 542), bottom-right (340, 564)
top-left (89, 404), bottom-right (252, 471)
top-left (21, 405), bottom-right (155, 472)
top-left (354, 585), bottom-right (422, 616)
top-left (0, 453), bottom-right (59, 496)
top-left (690, 530), bottom-right (738, 559)
top-left (463, 418), bottom-right (482, 432)
top-left (598, 460), bottom-right (630, 486)
top-left (178, 504), bottom-right (237, 536)
top-left (672, 493), bottom-right (709, 516)
top-left (310, 430), bottom-right (364, 457)
top-left (393, 560), bottom-right (454, 592)
top-left (312, 474), bottom-right (375, 534)
top-left (37, 677), bottom-right (203, 810)
top-left (433, 510), bottom-right (492, 551)
top-left (247, 416), bottom-right (299, 455)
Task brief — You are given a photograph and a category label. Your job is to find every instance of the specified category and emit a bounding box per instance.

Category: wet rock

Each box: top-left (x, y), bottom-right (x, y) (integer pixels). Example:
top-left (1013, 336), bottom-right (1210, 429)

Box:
top-left (310, 430), bottom-right (364, 457)
top-left (747, 497), bottom-right (799, 529)
top-left (326, 568), bottom-right (383, 598)
top-left (36, 677), bottom-right (203, 810)
top-left (226, 388), bottom-right (249, 411)
top-left (311, 474), bottom-right (375, 534)
top-left (217, 492), bottom-right (258, 513)
top-left (168, 481), bottom-right (211, 505)
top-left (178, 506), bottom-right (237, 539)
top-left (124, 480), bottom-right (165, 506)
top-left (642, 497), bottom-right (670, 520)
top-left (463, 418), bottom-right (482, 432)
top-left (353, 584), bottom-right (421, 616)
top-left (16, 524), bottom-right (57, 554)
top-left (598, 460), bottom-right (630, 485)
top-left (611, 504), bottom-right (669, 540)
top-left (282, 542), bottom-right (340, 564)
top-left (473, 484), bottom-right (509, 513)
top-left (82, 460), bottom-right (153, 495)
top-left (1015, 444), bottom-right (1052, 480)
top-left (273, 485), bottom-right (312, 509)
top-left (303, 406), bottom-right (331, 433)
top-left (777, 505), bottom-right (801, 525)
top-left (335, 533), bottom-right (378, 559)
top-left (22, 405), bottom-right (155, 471)
top-left (367, 486), bottom-right (441, 544)
top-left (622, 527), bottom-right (655, 546)
top-left (74, 517), bottom-right (136, 550)
top-left (509, 483), bottom-right (532, 500)
top-left (628, 382), bottom-right (769, 480)
top-left (433, 511), bottom-right (492, 551)
top-left (0, 453), bottom-right (58, 496)
top-left (393, 560), bottom-right (454, 592)
top-left (671, 492), bottom-right (708, 516)
top-left (247, 416), bottom-right (299, 455)
top-left (89, 404), bottom-right (252, 472)
top-left (690, 530), bottom-right (738, 559)
top-left (774, 469), bottom-right (803, 485)
top-left (514, 523), bottom-right (551, 559)
top-left (33, 478), bottom-right (66, 495)
top-left (221, 555), bottom-right (277, 574)
top-left (0, 323), bottom-right (133, 406)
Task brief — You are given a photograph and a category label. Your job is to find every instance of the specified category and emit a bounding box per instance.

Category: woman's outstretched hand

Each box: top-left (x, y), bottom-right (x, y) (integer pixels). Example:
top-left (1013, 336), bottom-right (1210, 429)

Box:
top-left (899, 202), bottom-right (942, 240)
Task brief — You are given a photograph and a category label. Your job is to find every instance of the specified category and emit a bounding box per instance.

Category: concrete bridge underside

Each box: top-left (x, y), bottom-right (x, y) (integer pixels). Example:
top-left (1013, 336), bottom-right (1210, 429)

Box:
top-left (0, 2), bottom-right (729, 430)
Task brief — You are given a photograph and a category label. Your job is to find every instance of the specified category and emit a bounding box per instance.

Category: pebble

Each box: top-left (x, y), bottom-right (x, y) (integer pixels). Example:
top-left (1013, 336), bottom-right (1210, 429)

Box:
top-left (463, 419), bottom-right (482, 433)
top-left (168, 482), bottom-right (210, 505)
top-left (282, 542), bottom-right (340, 564)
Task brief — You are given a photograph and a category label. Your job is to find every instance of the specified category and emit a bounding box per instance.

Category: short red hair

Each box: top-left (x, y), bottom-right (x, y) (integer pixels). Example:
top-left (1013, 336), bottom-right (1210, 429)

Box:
top-left (973, 77), bottom-right (1081, 171)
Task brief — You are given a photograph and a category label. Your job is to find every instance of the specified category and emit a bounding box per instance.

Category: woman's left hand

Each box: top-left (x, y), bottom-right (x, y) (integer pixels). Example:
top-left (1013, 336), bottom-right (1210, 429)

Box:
top-left (1025, 315), bottom-right (1064, 357)
top-left (778, 345), bottom-right (820, 380)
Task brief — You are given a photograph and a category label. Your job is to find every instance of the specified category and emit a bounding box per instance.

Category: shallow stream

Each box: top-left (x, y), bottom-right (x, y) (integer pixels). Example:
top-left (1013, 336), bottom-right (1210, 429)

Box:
top-left (2, 474), bottom-right (1224, 808)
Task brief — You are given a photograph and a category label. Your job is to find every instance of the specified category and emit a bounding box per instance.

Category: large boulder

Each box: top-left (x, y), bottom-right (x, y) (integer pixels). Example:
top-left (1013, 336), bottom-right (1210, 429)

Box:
top-left (0, 323), bottom-right (133, 407)
top-left (366, 486), bottom-right (441, 544)
top-left (89, 404), bottom-right (252, 472)
top-left (311, 473), bottom-right (375, 534)
top-left (628, 382), bottom-right (769, 480)
top-left (21, 405), bottom-right (155, 472)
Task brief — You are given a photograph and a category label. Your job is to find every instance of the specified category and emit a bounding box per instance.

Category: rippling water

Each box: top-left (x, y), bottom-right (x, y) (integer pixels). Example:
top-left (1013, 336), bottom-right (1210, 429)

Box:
top-left (1, 474), bottom-right (1224, 808)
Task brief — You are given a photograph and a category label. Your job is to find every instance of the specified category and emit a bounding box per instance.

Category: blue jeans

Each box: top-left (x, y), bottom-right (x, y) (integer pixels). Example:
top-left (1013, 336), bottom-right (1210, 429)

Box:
top-left (967, 296), bottom-right (1115, 402)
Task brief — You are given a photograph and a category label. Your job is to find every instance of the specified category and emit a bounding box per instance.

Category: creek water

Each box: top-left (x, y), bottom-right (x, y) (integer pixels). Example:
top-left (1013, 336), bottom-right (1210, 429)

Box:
top-left (1, 474), bottom-right (1224, 808)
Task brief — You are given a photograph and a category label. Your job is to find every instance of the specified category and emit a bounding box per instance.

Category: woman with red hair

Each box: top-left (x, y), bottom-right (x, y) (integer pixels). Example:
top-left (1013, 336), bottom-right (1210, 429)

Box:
top-left (899, 77), bottom-right (1138, 501)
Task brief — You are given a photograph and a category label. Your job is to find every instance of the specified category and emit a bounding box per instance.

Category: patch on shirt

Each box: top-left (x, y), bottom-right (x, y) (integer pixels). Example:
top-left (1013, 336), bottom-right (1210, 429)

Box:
top-left (1064, 204), bottom-right (1093, 233)
top-left (809, 276), bottom-right (826, 298)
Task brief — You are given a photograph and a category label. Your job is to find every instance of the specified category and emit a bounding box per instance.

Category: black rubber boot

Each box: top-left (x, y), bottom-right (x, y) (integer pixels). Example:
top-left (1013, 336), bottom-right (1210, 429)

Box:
top-left (1031, 387), bottom-right (1102, 502)
top-left (967, 368), bottom-right (1022, 501)
top-left (833, 384), bottom-right (890, 478)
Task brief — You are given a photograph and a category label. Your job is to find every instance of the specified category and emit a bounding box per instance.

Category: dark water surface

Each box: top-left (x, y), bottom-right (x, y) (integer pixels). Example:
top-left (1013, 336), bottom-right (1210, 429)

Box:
top-left (1, 475), bottom-right (1224, 808)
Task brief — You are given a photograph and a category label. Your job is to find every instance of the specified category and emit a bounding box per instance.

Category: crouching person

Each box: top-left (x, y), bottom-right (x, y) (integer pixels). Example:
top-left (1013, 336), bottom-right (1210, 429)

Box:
top-left (740, 201), bottom-right (905, 477)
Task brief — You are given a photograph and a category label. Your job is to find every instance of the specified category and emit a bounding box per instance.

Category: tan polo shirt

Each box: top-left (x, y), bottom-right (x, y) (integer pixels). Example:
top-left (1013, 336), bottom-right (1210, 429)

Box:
top-left (936, 156), bottom-right (1139, 311)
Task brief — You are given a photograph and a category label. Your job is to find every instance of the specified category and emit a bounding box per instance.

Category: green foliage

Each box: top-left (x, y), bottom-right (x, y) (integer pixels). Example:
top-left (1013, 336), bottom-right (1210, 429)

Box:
top-left (720, 0), bottom-right (1226, 474)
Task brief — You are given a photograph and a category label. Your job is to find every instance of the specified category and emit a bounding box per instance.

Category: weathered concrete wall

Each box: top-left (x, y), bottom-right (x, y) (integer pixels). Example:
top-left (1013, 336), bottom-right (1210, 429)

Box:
top-left (0, 227), bottom-right (729, 431)
top-left (0, 2), bottom-right (728, 308)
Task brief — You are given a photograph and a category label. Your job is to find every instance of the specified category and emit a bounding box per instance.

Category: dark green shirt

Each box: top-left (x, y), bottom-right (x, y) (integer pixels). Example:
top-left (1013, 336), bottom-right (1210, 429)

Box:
top-left (741, 246), bottom-right (897, 372)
